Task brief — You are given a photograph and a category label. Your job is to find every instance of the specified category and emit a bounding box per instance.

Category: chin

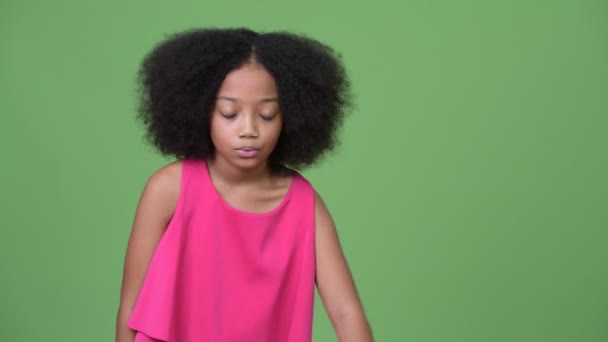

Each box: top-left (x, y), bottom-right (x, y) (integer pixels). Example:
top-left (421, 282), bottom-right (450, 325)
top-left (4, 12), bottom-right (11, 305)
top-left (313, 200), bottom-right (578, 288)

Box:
top-left (231, 155), bottom-right (268, 170)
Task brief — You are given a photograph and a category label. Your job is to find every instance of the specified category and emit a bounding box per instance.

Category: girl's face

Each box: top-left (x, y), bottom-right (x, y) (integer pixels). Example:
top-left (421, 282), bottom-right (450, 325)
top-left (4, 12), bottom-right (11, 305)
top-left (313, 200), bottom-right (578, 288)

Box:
top-left (210, 62), bottom-right (283, 172)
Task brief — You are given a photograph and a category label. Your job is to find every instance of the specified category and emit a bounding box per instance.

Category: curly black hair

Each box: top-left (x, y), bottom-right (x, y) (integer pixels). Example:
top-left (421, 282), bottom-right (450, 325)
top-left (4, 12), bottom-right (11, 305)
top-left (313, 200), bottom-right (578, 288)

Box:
top-left (135, 27), bottom-right (352, 170)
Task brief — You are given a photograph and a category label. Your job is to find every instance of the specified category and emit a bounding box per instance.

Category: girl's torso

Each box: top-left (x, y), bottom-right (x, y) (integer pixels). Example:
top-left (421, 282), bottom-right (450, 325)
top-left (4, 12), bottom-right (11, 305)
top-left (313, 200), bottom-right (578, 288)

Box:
top-left (128, 158), bottom-right (317, 342)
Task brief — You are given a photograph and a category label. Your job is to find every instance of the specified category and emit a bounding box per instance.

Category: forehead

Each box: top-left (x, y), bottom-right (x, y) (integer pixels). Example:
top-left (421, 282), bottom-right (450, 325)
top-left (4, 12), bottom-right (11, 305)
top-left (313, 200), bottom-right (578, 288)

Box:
top-left (216, 63), bottom-right (278, 103)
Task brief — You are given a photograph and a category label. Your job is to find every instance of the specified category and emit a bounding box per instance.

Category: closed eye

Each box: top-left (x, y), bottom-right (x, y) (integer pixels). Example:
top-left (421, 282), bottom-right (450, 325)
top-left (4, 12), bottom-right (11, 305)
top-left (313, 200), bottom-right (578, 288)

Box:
top-left (220, 112), bottom-right (237, 119)
top-left (260, 113), bottom-right (277, 121)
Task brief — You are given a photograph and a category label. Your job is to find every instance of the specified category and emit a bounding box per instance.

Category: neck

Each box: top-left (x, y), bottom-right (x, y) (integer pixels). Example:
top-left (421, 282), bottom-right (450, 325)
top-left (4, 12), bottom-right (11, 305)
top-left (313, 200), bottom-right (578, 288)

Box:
top-left (207, 155), bottom-right (272, 185)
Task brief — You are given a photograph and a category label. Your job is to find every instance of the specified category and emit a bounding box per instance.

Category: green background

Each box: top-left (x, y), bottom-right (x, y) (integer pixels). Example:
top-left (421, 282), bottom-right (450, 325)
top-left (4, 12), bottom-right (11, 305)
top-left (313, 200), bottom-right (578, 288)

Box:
top-left (1, 0), bottom-right (607, 341)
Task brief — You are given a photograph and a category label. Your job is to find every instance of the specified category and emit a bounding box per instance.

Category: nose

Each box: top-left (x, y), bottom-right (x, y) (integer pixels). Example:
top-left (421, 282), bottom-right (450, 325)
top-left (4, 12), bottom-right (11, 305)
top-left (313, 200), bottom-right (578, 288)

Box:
top-left (238, 114), bottom-right (258, 138)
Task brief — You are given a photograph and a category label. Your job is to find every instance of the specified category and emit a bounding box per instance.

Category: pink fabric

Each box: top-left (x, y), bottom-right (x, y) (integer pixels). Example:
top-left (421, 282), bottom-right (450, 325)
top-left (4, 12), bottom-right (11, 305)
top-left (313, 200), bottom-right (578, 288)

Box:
top-left (135, 331), bottom-right (162, 342)
top-left (128, 158), bottom-right (316, 341)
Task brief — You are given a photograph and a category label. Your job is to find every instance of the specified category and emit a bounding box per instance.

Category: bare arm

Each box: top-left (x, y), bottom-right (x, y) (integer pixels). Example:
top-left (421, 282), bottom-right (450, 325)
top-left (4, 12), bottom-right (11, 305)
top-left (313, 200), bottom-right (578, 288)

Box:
top-left (115, 161), bottom-right (181, 342)
top-left (314, 191), bottom-right (374, 342)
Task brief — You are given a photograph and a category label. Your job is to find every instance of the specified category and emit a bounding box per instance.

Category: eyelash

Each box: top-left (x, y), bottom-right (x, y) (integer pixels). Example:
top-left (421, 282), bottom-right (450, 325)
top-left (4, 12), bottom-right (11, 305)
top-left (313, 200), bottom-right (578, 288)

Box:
top-left (220, 113), bottom-right (276, 121)
top-left (221, 113), bottom-right (237, 119)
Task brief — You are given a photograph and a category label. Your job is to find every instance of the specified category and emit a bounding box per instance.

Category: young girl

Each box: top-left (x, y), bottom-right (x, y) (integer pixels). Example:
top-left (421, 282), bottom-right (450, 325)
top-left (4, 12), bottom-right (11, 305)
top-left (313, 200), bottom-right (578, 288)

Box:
top-left (116, 27), bottom-right (373, 342)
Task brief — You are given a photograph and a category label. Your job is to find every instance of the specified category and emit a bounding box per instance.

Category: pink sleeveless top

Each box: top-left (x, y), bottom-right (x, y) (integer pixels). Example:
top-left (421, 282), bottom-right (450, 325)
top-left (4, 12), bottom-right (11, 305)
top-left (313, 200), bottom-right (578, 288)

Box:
top-left (127, 158), bottom-right (316, 341)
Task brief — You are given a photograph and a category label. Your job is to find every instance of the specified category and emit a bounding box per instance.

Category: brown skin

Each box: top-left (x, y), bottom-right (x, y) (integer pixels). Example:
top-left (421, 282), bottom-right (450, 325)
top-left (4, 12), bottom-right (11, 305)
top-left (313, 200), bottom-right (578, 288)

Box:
top-left (116, 61), bottom-right (373, 341)
top-left (207, 60), bottom-right (292, 212)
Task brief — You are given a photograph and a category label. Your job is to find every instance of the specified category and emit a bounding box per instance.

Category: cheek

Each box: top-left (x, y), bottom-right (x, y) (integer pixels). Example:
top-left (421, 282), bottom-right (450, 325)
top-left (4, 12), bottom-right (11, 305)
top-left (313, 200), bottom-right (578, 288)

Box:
top-left (209, 117), bottom-right (228, 145)
top-left (268, 120), bottom-right (283, 143)
top-left (275, 118), bottom-right (284, 137)
top-left (209, 118), bottom-right (218, 141)
top-left (263, 118), bottom-right (280, 134)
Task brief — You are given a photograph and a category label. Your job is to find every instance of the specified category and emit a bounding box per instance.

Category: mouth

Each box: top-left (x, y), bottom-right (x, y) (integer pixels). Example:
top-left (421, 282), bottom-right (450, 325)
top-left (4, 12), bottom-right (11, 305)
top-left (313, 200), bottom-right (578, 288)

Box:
top-left (235, 146), bottom-right (260, 158)
top-left (235, 146), bottom-right (259, 151)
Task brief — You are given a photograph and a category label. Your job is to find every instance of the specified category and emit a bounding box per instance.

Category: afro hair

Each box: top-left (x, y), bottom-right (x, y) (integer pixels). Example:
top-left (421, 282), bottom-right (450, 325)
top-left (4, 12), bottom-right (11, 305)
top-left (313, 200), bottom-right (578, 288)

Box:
top-left (135, 27), bottom-right (353, 170)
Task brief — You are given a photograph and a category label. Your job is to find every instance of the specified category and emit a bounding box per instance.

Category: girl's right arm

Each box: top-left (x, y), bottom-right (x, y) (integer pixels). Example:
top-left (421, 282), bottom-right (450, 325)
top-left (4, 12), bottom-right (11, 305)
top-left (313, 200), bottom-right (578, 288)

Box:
top-left (115, 161), bottom-right (182, 342)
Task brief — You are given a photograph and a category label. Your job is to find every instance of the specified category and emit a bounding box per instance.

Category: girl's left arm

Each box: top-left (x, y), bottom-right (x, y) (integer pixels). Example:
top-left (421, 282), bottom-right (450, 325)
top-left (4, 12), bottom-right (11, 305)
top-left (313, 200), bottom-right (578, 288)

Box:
top-left (314, 191), bottom-right (374, 342)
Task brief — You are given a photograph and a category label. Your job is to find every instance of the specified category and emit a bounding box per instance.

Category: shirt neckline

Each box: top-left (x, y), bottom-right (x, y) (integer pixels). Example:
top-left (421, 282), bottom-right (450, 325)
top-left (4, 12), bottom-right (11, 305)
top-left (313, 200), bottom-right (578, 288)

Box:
top-left (202, 159), bottom-right (297, 217)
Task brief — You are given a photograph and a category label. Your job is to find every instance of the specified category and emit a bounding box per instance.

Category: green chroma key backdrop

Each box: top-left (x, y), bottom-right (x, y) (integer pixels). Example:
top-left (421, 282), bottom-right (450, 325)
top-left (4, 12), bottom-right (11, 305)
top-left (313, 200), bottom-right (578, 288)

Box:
top-left (1, 0), bottom-right (607, 341)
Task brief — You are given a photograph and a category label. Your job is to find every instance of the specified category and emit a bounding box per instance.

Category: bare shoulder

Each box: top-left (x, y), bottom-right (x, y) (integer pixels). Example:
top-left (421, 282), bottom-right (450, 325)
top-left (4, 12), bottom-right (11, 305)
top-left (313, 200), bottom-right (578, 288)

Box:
top-left (147, 159), bottom-right (182, 191)
top-left (312, 190), bottom-right (344, 263)
top-left (313, 190), bottom-right (338, 233)
top-left (130, 159), bottom-right (183, 239)
top-left (141, 159), bottom-right (182, 217)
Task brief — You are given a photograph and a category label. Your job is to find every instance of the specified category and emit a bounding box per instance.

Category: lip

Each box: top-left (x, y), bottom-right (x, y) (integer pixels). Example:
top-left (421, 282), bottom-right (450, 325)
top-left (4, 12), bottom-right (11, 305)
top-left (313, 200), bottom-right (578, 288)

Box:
top-left (236, 146), bottom-right (259, 151)
top-left (235, 146), bottom-right (259, 158)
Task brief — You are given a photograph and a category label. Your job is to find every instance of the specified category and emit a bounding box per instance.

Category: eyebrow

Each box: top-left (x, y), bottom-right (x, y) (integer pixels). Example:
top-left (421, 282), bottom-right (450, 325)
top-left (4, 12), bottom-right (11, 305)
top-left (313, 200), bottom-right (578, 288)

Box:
top-left (217, 96), bottom-right (279, 103)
